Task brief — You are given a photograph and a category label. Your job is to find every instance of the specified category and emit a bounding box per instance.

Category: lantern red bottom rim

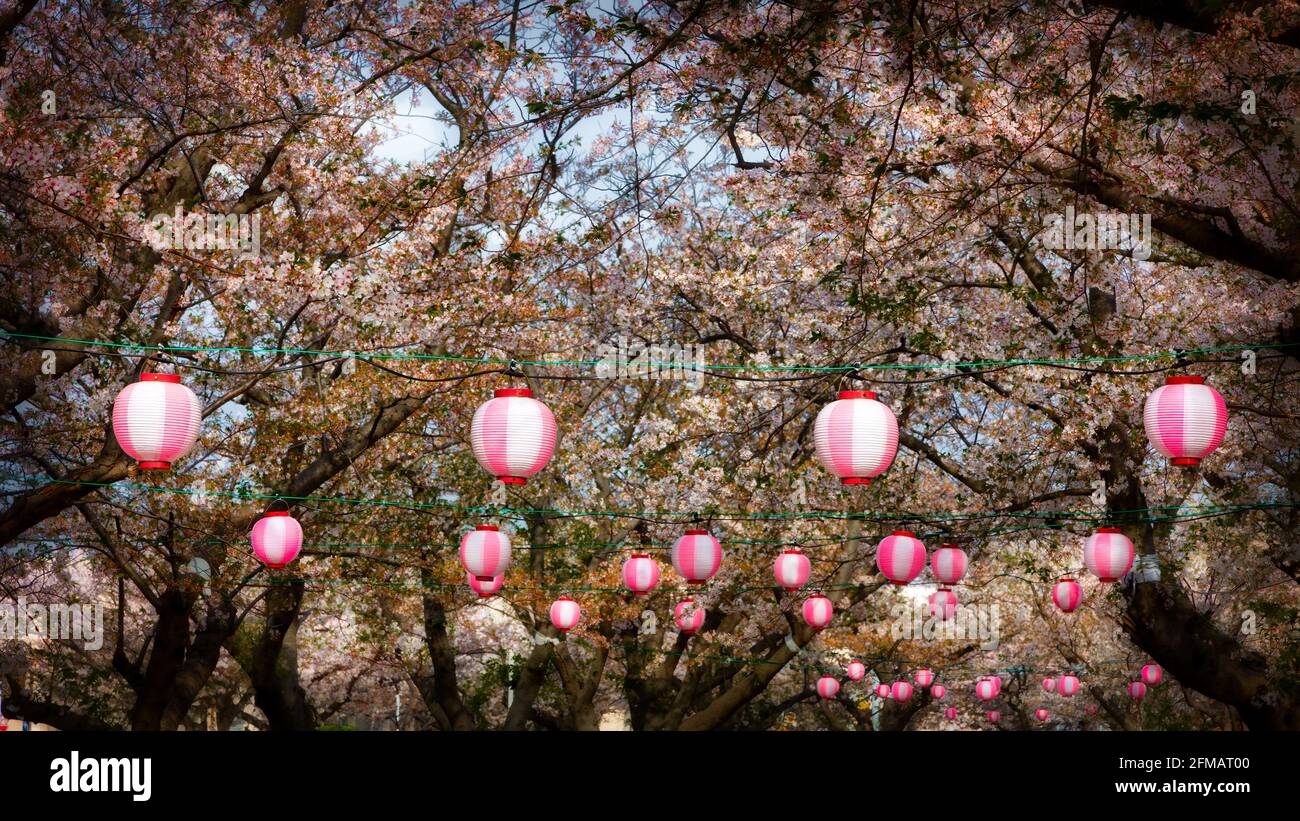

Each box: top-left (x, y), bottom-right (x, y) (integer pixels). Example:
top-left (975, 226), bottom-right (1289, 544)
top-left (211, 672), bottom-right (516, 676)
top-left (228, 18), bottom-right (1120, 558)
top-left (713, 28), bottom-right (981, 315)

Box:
top-left (498, 476), bottom-right (527, 485)
top-left (1171, 457), bottom-right (1200, 466)
top-left (841, 477), bottom-right (872, 485)
top-left (138, 461), bottom-right (171, 470)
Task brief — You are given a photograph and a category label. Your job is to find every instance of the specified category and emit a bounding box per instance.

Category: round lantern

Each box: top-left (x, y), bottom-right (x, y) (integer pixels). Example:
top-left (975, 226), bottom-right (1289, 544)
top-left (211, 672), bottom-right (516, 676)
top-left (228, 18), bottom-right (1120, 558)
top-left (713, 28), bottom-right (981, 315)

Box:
top-left (817, 676), bottom-right (841, 700)
top-left (987, 710), bottom-right (1000, 723)
top-left (773, 548), bottom-right (811, 591)
top-left (470, 387), bottom-right (557, 484)
top-left (459, 524), bottom-right (512, 582)
top-left (674, 599), bottom-right (705, 634)
top-left (1058, 674), bottom-right (1080, 697)
top-left (846, 661), bottom-right (866, 682)
top-left (111, 373), bottom-right (202, 470)
top-left (802, 594), bottom-right (834, 630)
top-left (1128, 681), bottom-right (1147, 701)
top-left (1141, 663), bottom-right (1163, 686)
top-left (930, 587), bottom-right (958, 620)
top-left (877, 530), bottom-right (926, 585)
top-left (467, 572), bottom-right (504, 598)
top-left (622, 553), bottom-right (660, 596)
top-left (876, 684), bottom-right (891, 699)
top-left (891, 681), bottom-right (913, 701)
top-left (944, 707), bottom-right (958, 720)
top-left (1143, 375), bottom-right (1227, 466)
top-left (549, 597), bottom-right (581, 632)
top-left (914, 668), bottom-right (934, 688)
top-left (1042, 676), bottom-right (1056, 693)
top-left (251, 510), bottom-right (303, 569)
top-left (671, 530), bottom-right (722, 585)
top-left (813, 390), bottom-right (899, 484)
top-left (930, 543), bottom-right (968, 585)
top-left (930, 684), bottom-right (946, 700)
top-left (1035, 708), bottom-right (1049, 722)
top-left (975, 678), bottom-right (998, 702)
top-left (1084, 528), bottom-right (1134, 582)
top-left (1086, 702), bottom-right (1099, 715)
top-left (1052, 577), bottom-right (1082, 613)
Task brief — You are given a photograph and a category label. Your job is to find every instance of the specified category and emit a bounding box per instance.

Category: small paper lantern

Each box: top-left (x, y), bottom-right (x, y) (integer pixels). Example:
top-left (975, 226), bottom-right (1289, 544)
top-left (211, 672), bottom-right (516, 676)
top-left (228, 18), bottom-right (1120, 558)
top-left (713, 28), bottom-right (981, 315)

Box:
top-left (914, 668), bottom-right (934, 688)
top-left (1086, 703), bottom-right (1099, 715)
top-left (846, 661), bottom-right (866, 682)
top-left (1035, 708), bottom-right (1049, 722)
top-left (975, 678), bottom-right (998, 702)
top-left (876, 530), bottom-right (926, 585)
top-left (813, 390), bottom-right (899, 484)
top-left (802, 594), bottom-right (834, 630)
top-left (1128, 681), bottom-right (1147, 701)
top-left (467, 572), bottom-right (503, 598)
top-left (674, 599), bottom-right (705, 634)
top-left (549, 597), bottom-right (581, 632)
top-left (817, 676), bottom-right (841, 700)
top-left (1058, 674), bottom-right (1080, 697)
top-left (1042, 677), bottom-right (1056, 693)
top-left (773, 548), bottom-right (811, 591)
top-left (622, 553), bottom-right (661, 596)
top-left (944, 707), bottom-right (958, 720)
top-left (930, 684), bottom-right (946, 700)
top-left (930, 544), bottom-right (967, 585)
top-left (111, 373), bottom-right (201, 469)
top-left (1052, 577), bottom-right (1082, 613)
top-left (1141, 663), bottom-right (1163, 686)
top-left (1143, 375), bottom-right (1227, 466)
top-left (470, 388), bottom-right (557, 484)
top-left (891, 681), bottom-right (913, 701)
top-left (460, 524), bottom-right (512, 581)
top-left (876, 684), bottom-right (891, 699)
top-left (671, 530), bottom-right (722, 585)
top-left (987, 710), bottom-right (1000, 723)
top-left (251, 510), bottom-right (303, 569)
top-left (1084, 528), bottom-right (1134, 582)
top-left (930, 587), bottom-right (958, 620)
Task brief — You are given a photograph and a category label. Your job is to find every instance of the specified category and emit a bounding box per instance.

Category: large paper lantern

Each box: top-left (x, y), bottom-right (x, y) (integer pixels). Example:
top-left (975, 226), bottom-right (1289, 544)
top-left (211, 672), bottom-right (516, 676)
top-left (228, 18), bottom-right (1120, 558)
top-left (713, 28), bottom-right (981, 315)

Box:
top-left (930, 684), bottom-right (946, 700)
top-left (1128, 681), bottom-right (1147, 701)
top-left (549, 597), bottom-right (581, 632)
top-left (846, 661), bottom-right (866, 682)
top-left (1084, 528), bottom-right (1134, 582)
top-left (930, 587), bottom-right (958, 620)
top-left (460, 524), bottom-right (512, 582)
top-left (1143, 375), bottom-right (1227, 466)
top-left (930, 544), bottom-right (967, 585)
top-left (674, 599), bottom-right (705, 634)
top-left (875, 683), bottom-right (891, 698)
top-left (1042, 677), bottom-right (1056, 693)
top-left (987, 710), bottom-right (1000, 723)
top-left (817, 676), bottom-right (841, 700)
top-left (802, 594), bottom-right (833, 630)
top-left (914, 668), bottom-right (934, 688)
top-left (944, 707), bottom-right (958, 720)
top-left (1035, 708), bottom-right (1049, 722)
top-left (671, 530), bottom-right (722, 585)
top-left (891, 681), bottom-right (913, 701)
top-left (622, 553), bottom-right (660, 596)
top-left (773, 548), bottom-right (811, 591)
top-left (1141, 663), bottom-right (1163, 686)
top-left (251, 510), bottom-right (303, 569)
top-left (1059, 674), bottom-right (1080, 697)
top-left (467, 572), bottom-right (503, 598)
top-left (877, 530), bottom-right (926, 585)
top-left (470, 388), bottom-right (557, 484)
top-left (1052, 577), bottom-right (1082, 613)
top-left (111, 373), bottom-right (201, 470)
top-left (813, 390), bottom-right (899, 484)
top-left (975, 678), bottom-right (998, 702)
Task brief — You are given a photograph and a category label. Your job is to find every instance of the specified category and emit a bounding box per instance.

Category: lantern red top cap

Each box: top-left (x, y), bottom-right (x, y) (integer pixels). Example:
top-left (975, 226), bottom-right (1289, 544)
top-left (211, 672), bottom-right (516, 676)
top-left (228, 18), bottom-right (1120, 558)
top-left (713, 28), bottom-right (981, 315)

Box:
top-left (631, 553), bottom-right (650, 558)
top-left (685, 529), bottom-right (709, 536)
top-left (556, 596), bottom-right (575, 602)
top-left (494, 387), bottom-right (533, 398)
top-left (262, 510), bottom-right (291, 518)
top-left (141, 372), bottom-right (181, 383)
top-left (940, 542), bottom-right (958, 548)
top-left (838, 390), bottom-right (876, 401)
top-left (1165, 375), bottom-right (1205, 385)
top-left (1058, 576), bottom-right (1075, 582)
top-left (891, 530), bottom-right (915, 538)
top-left (782, 547), bottom-right (802, 553)
top-left (475, 524), bottom-right (500, 532)
top-left (1097, 527), bottom-right (1122, 534)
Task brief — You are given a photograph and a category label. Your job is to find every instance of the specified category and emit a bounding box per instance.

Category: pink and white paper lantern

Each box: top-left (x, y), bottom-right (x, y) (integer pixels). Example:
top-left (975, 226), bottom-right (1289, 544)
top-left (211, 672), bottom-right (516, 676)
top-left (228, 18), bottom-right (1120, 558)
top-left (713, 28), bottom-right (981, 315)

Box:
top-left (1128, 681), bottom-right (1147, 701)
top-left (549, 597), bottom-right (581, 632)
top-left (930, 544), bottom-right (967, 585)
top-left (914, 669), bottom-right (934, 688)
top-left (773, 548), bottom-right (811, 591)
top-left (111, 373), bottom-right (202, 470)
top-left (1052, 578), bottom-right (1082, 613)
top-left (930, 587), bottom-right (958, 620)
top-left (251, 510), bottom-right (303, 569)
top-left (1042, 677), bottom-right (1056, 693)
top-left (987, 710), bottom-right (1000, 723)
top-left (876, 684), bottom-right (891, 699)
top-left (944, 707), bottom-right (958, 720)
top-left (1035, 708), bottom-right (1049, 721)
top-left (467, 572), bottom-right (504, 598)
top-left (1141, 663), bottom-right (1163, 686)
top-left (813, 390), bottom-right (899, 484)
top-left (460, 525), bottom-right (512, 582)
top-left (1058, 675), bottom-right (1080, 697)
top-left (622, 554), bottom-right (660, 596)
top-left (470, 388), bottom-right (557, 484)
top-left (846, 661), bottom-right (866, 682)
top-left (930, 684), bottom-right (946, 700)
top-left (817, 676), bottom-right (841, 700)
top-left (891, 681), bottom-right (913, 701)
top-left (877, 530), bottom-right (926, 585)
top-left (1084, 528), bottom-right (1134, 582)
top-left (1143, 375), bottom-right (1228, 467)
top-left (975, 678), bottom-right (998, 702)
top-left (671, 530), bottom-right (722, 585)
top-left (802, 594), bottom-right (834, 630)
top-left (674, 599), bottom-right (705, 634)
